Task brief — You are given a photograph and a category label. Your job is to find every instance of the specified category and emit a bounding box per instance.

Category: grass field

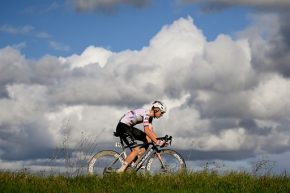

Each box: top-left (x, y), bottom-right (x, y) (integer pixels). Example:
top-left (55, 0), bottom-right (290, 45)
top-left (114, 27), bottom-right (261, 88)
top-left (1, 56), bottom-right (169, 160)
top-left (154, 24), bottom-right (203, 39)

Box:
top-left (1, 171), bottom-right (290, 193)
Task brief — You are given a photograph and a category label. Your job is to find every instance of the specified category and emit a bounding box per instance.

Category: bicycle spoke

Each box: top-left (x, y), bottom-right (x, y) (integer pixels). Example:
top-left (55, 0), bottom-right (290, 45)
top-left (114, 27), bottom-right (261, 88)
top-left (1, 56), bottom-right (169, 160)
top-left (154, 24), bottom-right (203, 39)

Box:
top-left (146, 149), bottom-right (186, 174)
top-left (88, 150), bottom-right (122, 176)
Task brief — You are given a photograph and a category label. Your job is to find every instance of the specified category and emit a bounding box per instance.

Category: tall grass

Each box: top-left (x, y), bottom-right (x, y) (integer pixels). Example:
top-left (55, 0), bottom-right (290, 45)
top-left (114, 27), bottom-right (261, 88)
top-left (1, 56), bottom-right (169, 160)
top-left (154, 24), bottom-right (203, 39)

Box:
top-left (49, 123), bottom-right (98, 177)
top-left (1, 171), bottom-right (290, 193)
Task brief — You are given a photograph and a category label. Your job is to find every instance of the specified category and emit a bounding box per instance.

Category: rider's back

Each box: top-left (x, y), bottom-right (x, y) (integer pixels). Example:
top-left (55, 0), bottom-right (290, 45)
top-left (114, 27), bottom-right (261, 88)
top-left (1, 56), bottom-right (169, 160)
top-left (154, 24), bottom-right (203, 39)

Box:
top-left (119, 108), bottom-right (152, 127)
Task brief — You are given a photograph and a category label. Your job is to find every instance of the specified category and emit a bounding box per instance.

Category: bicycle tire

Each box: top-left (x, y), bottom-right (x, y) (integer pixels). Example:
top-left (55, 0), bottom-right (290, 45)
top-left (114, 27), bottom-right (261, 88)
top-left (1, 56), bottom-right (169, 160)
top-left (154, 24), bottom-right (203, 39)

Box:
top-left (146, 149), bottom-right (186, 174)
top-left (88, 150), bottom-right (123, 176)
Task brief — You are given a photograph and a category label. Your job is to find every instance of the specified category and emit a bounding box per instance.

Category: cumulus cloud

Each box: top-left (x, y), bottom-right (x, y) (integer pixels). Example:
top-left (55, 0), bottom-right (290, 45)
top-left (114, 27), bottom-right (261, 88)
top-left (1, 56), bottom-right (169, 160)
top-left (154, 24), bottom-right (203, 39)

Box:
top-left (180, 0), bottom-right (290, 78)
top-left (1, 15), bottom-right (290, 172)
top-left (60, 46), bottom-right (113, 68)
top-left (249, 74), bottom-right (290, 119)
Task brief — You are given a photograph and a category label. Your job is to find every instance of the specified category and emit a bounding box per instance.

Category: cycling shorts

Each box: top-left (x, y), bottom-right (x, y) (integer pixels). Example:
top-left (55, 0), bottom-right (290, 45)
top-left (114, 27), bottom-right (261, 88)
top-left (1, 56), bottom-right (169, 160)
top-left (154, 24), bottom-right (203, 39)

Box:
top-left (116, 122), bottom-right (147, 148)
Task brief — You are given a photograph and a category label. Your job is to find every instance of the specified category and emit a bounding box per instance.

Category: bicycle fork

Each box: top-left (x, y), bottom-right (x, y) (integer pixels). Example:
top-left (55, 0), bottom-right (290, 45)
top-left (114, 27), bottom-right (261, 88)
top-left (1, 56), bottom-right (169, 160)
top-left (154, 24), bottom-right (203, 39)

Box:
top-left (155, 152), bottom-right (167, 170)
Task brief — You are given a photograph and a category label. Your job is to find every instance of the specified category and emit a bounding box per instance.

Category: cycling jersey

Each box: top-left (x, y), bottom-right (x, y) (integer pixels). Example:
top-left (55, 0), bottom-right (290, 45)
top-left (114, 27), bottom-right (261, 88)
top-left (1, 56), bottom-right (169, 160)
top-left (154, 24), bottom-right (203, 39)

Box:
top-left (116, 108), bottom-right (153, 148)
top-left (119, 108), bottom-right (153, 127)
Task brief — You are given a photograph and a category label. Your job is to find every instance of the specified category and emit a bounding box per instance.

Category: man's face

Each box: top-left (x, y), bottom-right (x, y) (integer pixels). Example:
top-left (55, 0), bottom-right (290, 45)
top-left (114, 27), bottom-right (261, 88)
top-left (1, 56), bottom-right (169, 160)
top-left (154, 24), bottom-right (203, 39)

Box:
top-left (154, 109), bottom-right (164, 119)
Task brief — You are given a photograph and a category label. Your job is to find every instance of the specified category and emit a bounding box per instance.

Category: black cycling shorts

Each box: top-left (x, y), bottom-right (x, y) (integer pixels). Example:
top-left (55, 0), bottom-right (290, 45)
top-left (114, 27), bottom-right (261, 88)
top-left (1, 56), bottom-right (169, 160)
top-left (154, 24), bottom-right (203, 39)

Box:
top-left (116, 122), bottom-right (147, 148)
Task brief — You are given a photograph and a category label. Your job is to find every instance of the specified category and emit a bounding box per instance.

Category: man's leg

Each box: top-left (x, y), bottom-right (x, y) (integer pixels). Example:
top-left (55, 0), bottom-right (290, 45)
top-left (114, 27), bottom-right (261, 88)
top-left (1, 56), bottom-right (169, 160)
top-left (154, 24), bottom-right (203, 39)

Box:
top-left (117, 146), bottom-right (140, 173)
top-left (117, 125), bottom-right (148, 173)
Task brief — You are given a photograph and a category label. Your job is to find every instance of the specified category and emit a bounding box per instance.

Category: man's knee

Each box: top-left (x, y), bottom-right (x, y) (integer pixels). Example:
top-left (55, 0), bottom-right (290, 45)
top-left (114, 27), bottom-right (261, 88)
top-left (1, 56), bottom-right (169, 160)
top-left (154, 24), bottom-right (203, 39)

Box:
top-left (139, 147), bottom-right (145, 155)
top-left (132, 147), bottom-right (140, 154)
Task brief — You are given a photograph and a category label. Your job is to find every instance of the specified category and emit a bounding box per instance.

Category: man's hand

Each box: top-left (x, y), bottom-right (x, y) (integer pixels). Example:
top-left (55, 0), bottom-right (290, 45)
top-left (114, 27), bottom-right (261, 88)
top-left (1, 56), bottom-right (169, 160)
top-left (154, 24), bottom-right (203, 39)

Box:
top-left (157, 140), bottom-right (168, 147)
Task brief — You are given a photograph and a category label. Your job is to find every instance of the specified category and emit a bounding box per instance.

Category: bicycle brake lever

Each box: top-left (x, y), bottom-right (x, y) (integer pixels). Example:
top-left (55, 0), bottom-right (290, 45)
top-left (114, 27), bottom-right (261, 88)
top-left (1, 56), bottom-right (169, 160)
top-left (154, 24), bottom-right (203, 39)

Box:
top-left (169, 136), bottom-right (172, 145)
top-left (164, 135), bottom-right (168, 140)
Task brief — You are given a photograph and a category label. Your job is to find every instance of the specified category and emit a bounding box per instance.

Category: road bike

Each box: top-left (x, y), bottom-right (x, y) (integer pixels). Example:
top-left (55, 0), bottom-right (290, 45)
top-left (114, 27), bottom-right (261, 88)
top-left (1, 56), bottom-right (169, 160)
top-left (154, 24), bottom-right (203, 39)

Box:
top-left (88, 134), bottom-right (186, 175)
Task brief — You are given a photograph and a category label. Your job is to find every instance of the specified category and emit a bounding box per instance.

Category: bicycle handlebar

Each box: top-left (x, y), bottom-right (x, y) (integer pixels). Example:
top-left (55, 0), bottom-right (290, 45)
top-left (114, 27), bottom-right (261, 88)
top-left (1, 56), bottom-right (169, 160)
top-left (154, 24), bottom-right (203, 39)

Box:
top-left (156, 135), bottom-right (172, 146)
top-left (157, 135), bottom-right (172, 141)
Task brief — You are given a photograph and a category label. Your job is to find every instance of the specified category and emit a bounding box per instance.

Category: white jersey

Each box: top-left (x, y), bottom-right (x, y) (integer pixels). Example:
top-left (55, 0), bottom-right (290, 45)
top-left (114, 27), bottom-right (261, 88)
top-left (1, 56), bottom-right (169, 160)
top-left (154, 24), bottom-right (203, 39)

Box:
top-left (119, 108), bottom-right (152, 127)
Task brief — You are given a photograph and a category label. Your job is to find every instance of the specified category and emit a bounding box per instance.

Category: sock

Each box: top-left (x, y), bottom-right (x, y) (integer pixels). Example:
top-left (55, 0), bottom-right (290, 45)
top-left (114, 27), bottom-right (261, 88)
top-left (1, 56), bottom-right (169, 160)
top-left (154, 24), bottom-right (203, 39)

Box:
top-left (117, 162), bottom-right (128, 173)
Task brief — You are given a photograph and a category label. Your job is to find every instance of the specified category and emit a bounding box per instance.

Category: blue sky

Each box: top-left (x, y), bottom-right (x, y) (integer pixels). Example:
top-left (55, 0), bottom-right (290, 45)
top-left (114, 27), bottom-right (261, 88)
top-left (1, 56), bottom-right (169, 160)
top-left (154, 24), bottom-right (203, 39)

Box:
top-left (1, 0), bottom-right (249, 58)
top-left (1, 0), bottom-right (290, 175)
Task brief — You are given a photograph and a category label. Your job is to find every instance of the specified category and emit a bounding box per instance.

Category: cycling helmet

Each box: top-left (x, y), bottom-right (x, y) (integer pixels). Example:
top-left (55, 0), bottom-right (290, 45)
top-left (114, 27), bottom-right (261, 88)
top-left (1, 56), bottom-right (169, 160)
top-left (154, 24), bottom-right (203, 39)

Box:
top-left (152, 101), bottom-right (167, 113)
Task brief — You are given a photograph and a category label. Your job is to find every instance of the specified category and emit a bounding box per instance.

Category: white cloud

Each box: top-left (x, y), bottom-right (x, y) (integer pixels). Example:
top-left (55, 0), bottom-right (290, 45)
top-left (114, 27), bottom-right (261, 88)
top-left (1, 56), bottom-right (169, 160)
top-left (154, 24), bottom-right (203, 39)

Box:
top-left (0, 24), bottom-right (68, 54)
top-left (249, 74), bottom-right (290, 119)
top-left (36, 32), bottom-right (51, 39)
top-left (198, 128), bottom-right (247, 151)
top-left (0, 25), bottom-right (34, 34)
top-left (1, 16), bottom-right (290, 173)
top-left (146, 16), bottom-right (205, 64)
top-left (11, 42), bottom-right (27, 50)
top-left (0, 84), bottom-right (47, 125)
top-left (49, 41), bottom-right (70, 52)
top-left (59, 46), bottom-right (113, 68)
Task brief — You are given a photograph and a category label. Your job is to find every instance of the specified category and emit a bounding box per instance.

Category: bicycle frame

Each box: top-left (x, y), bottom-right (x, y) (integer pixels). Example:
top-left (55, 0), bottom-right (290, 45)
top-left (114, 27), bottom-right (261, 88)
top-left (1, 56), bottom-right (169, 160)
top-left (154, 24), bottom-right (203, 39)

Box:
top-left (112, 141), bottom-right (166, 172)
top-left (134, 145), bottom-right (155, 170)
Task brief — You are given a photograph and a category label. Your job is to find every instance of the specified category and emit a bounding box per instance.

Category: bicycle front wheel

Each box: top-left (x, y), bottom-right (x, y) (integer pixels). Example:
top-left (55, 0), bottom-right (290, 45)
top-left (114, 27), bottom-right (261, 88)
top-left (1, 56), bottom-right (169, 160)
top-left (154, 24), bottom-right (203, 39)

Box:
top-left (146, 149), bottom-right (186, 174)
top-left (88, 150), bottom-right (123, 176)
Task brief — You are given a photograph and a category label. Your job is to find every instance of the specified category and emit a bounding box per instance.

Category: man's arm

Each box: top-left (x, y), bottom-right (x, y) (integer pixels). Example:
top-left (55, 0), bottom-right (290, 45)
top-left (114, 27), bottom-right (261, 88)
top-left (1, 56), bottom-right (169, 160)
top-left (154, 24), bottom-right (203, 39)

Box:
top-left (144, 125), bottom-right (158, 143)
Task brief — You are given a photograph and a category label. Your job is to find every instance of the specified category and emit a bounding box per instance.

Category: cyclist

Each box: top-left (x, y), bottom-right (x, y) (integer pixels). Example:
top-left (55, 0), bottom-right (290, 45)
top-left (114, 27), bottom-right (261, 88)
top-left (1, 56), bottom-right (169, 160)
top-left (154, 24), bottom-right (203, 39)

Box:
top-left (115, 100), bottom-right (167, 173)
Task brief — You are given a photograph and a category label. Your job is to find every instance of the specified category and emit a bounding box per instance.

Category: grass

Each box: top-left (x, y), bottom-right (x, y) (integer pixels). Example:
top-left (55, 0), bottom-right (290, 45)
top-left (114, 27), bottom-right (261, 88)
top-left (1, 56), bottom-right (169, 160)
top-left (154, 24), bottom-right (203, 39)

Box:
top-left (1, 171), bottom-right (290, 193)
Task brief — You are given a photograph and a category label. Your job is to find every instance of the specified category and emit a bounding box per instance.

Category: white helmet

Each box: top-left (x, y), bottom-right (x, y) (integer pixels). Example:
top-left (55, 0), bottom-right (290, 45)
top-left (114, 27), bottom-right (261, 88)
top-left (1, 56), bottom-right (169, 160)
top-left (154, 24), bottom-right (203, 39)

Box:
top-left (152, 101), bottom-right (167, 113)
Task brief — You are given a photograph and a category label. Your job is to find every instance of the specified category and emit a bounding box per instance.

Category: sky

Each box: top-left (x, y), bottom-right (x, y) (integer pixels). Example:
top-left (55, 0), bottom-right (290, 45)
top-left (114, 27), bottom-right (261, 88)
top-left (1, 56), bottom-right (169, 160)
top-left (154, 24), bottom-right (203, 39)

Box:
top-left (1, 0), bottom-right (290, 175)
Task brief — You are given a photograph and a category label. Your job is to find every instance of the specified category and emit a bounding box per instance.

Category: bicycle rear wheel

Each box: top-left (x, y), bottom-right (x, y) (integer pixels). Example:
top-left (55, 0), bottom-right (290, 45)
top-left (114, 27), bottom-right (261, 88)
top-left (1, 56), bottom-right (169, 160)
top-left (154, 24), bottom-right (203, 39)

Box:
top-left (88, 150), bottom-right (123, 176)
top-left (146, 149), bottom-right (186, 174)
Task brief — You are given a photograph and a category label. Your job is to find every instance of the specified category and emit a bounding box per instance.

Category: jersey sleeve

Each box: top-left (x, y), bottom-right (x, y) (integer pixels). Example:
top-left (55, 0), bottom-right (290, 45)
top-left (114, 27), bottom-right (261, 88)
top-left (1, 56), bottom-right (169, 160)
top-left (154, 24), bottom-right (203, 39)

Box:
top-left (143, 111), bottom-right (153, 128)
